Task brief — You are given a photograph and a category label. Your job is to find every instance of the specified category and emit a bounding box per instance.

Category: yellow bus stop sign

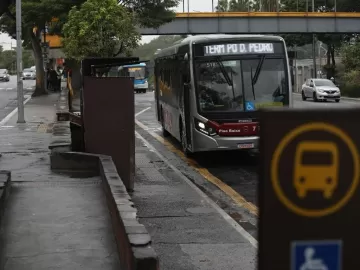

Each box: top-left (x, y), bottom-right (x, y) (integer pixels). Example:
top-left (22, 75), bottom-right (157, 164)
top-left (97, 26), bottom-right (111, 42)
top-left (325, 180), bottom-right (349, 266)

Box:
top-left (271, 122), bottom-right (360, 218)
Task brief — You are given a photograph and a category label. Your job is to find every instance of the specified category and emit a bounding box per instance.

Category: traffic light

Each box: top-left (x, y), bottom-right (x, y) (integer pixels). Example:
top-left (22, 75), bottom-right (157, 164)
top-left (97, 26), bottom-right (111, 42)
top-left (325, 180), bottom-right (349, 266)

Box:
top-left (0, 0), bottom-right (14, 17)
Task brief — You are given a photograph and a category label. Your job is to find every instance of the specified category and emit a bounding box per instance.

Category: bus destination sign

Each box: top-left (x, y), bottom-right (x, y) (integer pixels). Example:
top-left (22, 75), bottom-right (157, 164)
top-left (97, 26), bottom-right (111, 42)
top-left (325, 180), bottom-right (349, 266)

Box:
top-left (204, 43), bottom-right (274, 56)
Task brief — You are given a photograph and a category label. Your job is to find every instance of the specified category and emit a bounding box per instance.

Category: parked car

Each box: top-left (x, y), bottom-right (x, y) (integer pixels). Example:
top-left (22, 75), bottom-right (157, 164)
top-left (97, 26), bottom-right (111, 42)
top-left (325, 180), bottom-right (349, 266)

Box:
top-left (301, 78), bottom-right (341, 102)
top-left (0, 69), bottom-right (10, 82)
top-left (22, 68), bottom-right (36, 80)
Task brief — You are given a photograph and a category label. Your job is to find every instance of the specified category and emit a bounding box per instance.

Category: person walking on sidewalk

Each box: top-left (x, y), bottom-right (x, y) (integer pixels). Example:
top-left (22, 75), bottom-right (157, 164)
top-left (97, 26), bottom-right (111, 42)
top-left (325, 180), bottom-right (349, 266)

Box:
top-left (63, 63), bottom-right (73, 111)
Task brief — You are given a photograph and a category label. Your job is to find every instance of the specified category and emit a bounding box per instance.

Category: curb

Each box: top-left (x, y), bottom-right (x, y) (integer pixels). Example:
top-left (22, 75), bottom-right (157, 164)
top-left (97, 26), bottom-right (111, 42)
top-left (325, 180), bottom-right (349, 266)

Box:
top-left (49, 150), bottom-right (159, 270)
top-left (49, 92), bottom-right (159, 270)
top-left (0, 171), bottom-right (11, 224)
top-left (293, 92), bottom-right (360, 102)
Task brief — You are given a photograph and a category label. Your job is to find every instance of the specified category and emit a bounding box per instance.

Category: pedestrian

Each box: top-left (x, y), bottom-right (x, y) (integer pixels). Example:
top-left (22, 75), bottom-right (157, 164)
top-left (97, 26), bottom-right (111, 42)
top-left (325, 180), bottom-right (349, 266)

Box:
top-left (49, 68), bottom-right (58, 91)
top-left (46, 67), bottom-right (51, 90)
top-left (63, 63), bottom-right (73, 111)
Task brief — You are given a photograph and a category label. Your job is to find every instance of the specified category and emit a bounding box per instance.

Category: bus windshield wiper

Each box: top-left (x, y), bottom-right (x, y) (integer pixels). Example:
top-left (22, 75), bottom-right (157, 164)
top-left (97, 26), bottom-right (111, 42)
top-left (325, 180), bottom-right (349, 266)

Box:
top-left (252, 55), bottom-right (266, 86)
top-left (250, 55), bottom-right (266, 100)
top-left (250, 68), bottom-right (256, 100)
top-left (214, 57), bottom-right (233, 87)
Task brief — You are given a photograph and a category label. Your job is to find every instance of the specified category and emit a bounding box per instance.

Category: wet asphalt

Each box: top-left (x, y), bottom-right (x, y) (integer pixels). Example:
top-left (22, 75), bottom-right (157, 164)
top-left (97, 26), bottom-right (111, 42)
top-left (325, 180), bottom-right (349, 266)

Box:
top-left (0, 76), bottom-right (35, 121)
top-left (134, 92), bottom-right (360, 209)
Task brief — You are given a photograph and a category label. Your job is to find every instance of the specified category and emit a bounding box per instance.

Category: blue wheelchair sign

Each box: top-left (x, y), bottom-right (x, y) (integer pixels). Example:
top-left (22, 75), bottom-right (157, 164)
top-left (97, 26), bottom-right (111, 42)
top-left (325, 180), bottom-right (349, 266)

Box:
top-left (245, 101), bottom-right (255, 111)
top-left (291, 240), bottom-right (342, 270)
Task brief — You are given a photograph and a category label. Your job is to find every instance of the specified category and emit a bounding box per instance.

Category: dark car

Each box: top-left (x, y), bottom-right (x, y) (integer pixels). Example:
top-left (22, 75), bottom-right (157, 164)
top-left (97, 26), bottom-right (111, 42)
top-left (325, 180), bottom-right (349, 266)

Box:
top-left (0, 69), bottom-right (10, 82)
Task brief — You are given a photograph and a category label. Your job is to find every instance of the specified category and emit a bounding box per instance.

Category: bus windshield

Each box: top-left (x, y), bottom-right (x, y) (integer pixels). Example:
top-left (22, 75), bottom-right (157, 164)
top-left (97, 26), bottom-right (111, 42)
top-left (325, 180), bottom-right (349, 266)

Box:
top-left (195, 57), bottom-right (288, 112)
top-left (127, 66), bottom-right (146, 80)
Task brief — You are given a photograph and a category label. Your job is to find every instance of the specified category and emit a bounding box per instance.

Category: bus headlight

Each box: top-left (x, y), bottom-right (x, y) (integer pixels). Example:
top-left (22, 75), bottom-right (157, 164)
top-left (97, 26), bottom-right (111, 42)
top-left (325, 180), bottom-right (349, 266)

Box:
top-left (194, 118), bottom-right (217, 136)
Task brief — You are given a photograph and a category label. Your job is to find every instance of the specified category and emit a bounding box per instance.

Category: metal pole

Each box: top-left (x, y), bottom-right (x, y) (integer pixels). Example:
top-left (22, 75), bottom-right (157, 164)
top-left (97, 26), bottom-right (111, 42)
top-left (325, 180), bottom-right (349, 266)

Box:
top-left (16, 0), bottom-right (25, 123)
top-left (187, 0), bottom-right (189, 13)
top-left (43, 25), bottom-right (47, 92)
top-left (212, 0), bottom-right (214, 12)
top-left (312, 0), bottom-right (317, 78)
top-left (183, 0), bottom-right (185, 12)
top-left (318, 41), bottom-right (321, 76)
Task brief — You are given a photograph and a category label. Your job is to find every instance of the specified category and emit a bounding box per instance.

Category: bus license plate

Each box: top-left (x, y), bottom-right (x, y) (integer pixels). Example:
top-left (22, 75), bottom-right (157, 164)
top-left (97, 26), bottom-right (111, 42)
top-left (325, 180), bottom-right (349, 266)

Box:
top-left (238, 143), bottom-right (254, 149)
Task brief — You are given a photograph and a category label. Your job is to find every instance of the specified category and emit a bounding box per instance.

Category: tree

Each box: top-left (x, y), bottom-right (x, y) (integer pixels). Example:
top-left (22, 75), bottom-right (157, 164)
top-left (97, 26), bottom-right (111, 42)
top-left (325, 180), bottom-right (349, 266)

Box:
top-left (216, 0), bottom-right (251, 12)
top-left (132, 35), bottom-right (183, 60)
top-left (119, 0), bottom-right (180, 28)
top-left (0, 0), bottom-right (14, 18)
top-left (62, 0), bottom-right (141, 61)
top-left (0, 0), bottom-right (87, 96)
top-left (0, 48), bottom-right (35, 72)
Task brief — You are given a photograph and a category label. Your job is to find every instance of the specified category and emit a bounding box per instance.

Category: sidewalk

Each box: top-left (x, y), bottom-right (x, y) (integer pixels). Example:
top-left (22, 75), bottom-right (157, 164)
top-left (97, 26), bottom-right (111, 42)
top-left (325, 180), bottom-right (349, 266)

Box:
top-left (0, 94), bottom-right (121, 269)
top-left (133, 130), bottom-right (257, 269)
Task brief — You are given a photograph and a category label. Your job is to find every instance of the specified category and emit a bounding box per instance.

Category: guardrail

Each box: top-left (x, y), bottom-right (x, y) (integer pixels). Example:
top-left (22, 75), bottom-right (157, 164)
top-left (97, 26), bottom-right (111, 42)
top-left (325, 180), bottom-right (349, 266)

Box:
top-left (175, 12), bottom-right (360, 18)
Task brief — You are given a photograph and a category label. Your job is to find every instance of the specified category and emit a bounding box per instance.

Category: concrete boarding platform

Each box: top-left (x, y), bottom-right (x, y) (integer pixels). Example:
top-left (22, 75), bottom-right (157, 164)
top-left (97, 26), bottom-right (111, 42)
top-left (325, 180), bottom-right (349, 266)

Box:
top-left (133, 132), bottom-right (257, 270)
top-left (0, 93), bottom-right (122, 270)
top-left (0, 177), bottom-right (121, 270)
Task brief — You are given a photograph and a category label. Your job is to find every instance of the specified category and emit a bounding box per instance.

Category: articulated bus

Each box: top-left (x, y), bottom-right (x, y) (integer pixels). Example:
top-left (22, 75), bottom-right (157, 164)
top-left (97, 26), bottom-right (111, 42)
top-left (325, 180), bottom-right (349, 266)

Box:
top-left (118, 62), bottom-right (149, 93)
top-left (154, 34), bottom-right (292, 155)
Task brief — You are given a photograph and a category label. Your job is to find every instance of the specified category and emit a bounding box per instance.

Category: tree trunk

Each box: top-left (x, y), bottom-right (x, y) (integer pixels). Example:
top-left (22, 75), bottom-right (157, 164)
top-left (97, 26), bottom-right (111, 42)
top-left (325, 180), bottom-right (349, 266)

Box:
top-left (331, 45), bottom-right (336, 66)
top-left (30, 28), bottom-right (47, 97)
top-left (326, 44), bottom-right (331, 66)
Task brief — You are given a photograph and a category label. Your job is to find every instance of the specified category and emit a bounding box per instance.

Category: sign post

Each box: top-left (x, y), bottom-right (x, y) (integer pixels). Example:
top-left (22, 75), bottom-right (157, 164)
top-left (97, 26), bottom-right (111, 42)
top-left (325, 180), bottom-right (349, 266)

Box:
top-left (16, 0), bottom-right (25, 123)
top-left (258, 108), bottom-right (360, 270)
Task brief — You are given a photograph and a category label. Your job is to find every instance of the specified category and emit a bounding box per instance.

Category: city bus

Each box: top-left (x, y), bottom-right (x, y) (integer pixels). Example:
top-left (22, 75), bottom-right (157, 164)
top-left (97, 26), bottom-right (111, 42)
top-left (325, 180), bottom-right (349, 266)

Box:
top-left (118, 62), bottom-right (148, 93)
top-left (153, 34), bottom-right (292, 155)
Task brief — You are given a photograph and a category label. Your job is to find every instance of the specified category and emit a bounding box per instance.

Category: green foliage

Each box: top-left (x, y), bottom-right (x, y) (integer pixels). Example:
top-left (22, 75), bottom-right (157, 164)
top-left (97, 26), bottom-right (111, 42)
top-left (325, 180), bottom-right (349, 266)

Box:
top-left (341, 43), bottom-right (360, 72)
top-left (132, 35), bottom-right (184, 60)
top-left (62, 0), bottom-right (141, 61)
top-left (216, 0), bottom-right (250, 12)
top-left (338, 43), bottom-right (360, 97)
top-left (0, 46), bottom-right (35, 73)
top-left (0, 0), bottom-right (87, 96)
top-left (119, 0), bottom-right (180, 28)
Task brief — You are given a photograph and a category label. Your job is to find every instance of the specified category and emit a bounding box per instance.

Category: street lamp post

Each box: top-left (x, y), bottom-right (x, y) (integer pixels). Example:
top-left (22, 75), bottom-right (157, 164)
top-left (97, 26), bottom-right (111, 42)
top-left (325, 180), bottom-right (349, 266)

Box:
top-left (16, 0), bottom-right (25, 123)
top-left (312, 0), bottom-right (317, 78)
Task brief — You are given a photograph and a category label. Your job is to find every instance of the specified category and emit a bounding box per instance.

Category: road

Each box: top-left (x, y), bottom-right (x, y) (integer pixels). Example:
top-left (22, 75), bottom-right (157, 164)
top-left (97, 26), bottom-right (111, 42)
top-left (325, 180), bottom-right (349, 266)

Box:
top-left (134, 91), bottom-right (360, 237)
top-left (0, 75), bottom-right (35, 121)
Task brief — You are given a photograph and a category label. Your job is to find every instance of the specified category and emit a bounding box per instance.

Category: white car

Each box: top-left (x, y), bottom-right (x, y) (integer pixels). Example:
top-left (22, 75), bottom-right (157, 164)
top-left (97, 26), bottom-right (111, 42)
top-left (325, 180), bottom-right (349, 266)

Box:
top-left (301, 78), bottom-right (341, 102)
top-left (22, 68), bottom-right (36, 80)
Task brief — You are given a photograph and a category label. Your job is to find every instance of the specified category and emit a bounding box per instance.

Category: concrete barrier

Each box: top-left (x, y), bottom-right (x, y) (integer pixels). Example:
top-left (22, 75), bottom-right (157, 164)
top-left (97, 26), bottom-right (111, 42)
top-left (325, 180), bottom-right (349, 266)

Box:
top-left (0, 171), bottom-right (11, 224)
top-left (49, 149), bottom-right (159, 270)
top-left (50, 92), bottom-right (159, 270)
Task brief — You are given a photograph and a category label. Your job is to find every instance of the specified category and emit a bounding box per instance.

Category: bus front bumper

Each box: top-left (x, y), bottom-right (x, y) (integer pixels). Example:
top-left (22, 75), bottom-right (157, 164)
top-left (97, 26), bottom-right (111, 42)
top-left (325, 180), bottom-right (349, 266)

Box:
top-left (134, 82), bottom-right (148, 89)
top-left (192, 129), bottom-right (259, 152)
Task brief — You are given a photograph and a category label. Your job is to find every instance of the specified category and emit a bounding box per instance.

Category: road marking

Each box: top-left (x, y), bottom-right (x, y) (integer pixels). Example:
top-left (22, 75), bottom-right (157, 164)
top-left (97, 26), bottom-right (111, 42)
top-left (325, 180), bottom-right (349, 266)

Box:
top-left (135, 130), bottom-right (258, 248)
top-left (135, 107), bottom-right (151, 117)
top-left (0, 96), bottom-right (32, 126)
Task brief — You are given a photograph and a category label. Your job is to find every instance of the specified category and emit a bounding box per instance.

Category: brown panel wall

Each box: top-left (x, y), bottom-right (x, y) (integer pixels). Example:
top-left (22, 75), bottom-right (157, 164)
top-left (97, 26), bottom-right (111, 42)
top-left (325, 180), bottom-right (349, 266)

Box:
top-left (83, 76), bottom-right (134, 190)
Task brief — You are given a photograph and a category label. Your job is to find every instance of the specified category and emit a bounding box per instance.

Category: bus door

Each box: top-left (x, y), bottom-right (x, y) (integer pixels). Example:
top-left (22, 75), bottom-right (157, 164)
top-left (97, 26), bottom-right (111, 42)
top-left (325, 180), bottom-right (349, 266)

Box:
top-left (182, 59), bottom-right (192, 146)
top-left (154, 63), bottom-right (161, 122)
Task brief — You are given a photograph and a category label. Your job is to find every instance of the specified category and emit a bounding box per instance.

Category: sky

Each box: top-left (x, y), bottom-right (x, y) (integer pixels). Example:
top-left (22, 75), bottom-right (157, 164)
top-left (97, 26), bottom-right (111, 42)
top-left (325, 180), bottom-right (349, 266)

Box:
top-left (0, 0), bottom-right (217, 50)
